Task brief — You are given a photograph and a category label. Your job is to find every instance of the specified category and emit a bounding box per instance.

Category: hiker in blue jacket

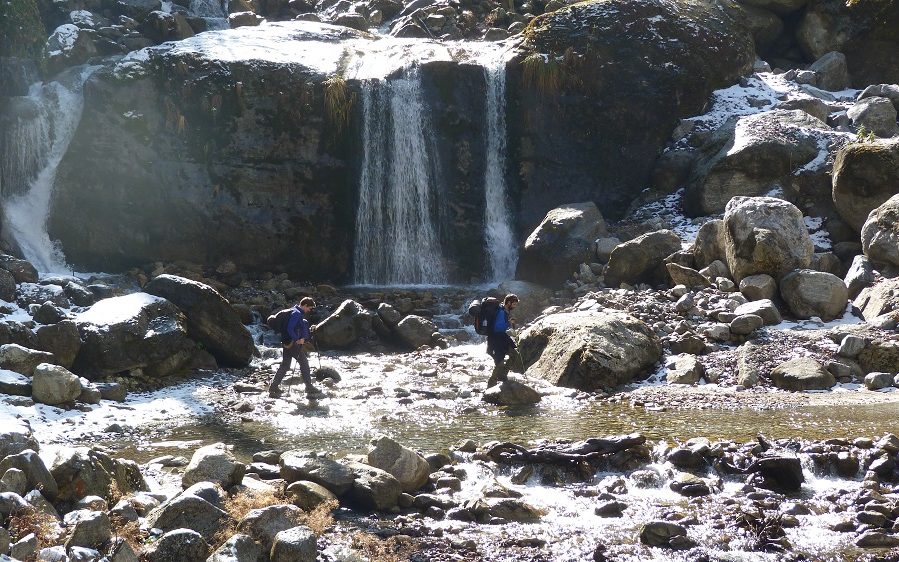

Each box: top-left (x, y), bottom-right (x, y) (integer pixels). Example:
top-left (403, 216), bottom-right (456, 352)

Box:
top-left (269, 297), bottom-right (324, 399)
top-left (486, 293), bottom-right (521, 388)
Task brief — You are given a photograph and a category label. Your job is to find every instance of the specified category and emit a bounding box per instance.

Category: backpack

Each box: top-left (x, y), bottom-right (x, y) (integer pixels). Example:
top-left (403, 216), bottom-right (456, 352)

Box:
top-left (266, 308), bottom-right (295, 339)
top-left (469, 297), bottom-right (500, 335)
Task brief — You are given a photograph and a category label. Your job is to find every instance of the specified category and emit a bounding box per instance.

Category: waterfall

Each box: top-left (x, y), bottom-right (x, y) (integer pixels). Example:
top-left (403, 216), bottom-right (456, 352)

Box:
top-left (353, 67), bottom-right (447, 286)
top-left (189, 0), bottom-right (229, 30)
top-left (483, 59), bottom-right (517, 282)
top-left (1, 67), bottom-right (95, 274)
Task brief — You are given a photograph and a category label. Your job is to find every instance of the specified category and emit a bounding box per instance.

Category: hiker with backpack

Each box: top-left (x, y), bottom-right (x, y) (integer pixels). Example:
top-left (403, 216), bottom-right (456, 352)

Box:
top-left (485, 294), bottom-right (522, 388)
top-left (268, 297), bottom-right (325, 400)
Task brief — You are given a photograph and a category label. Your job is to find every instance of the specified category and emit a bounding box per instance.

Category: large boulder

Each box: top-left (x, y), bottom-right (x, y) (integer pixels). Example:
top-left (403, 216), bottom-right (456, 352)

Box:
top-left (207, 534), bottom-right (263, 562)
top-left (237, 505), bottom-right (304, 552)
top-left (34, 321), bottom-right (81, 369)
top-left (144, 529), bottom-right (209, 562)
top-left (518, 310), bottom-right (662, 392)
top-left (279, 452), bottom-right (355, 495)
top-left (832, 138), bottom-right (899, 231)
top-left (845, 254), bottom-right (878, 299)
top-left (144, 493), bottom-right (229, 537)
top-left (512, 0), bottom-right (754, 229)
top-left (722, 197), bottom-right (814, 282)
top-left (516, 202), bottom-right (607, 287)
top-left (366, 436), bottom-right (430, 493)
top-left (144, 275), bottom-right (254, 367)
top-left (0, 344), bottom-right (55, 376)
top-left (808, 51), bottom-right (850, 91)
top-left (182, 442), bottom-right (246, 489)
top-left (393, 315), bottom-right (437, 350)
top-left (692, 219), bottom-right (726, 268)
top-left (797, 0), bottom-right (899, 86)
top-left (605, 230), bottom-right (682, 287)
top-left (859, 84), bottom-right (899, 109)
top-left (72, 293), bottom-right (198, 379)
top-left (343, 461), bottom-right (402, 512)
top-left (313, 300), bottom-right (373, 349)
top-left (685, 110), bottom-right (832, 216)
top-left (50, 447), bottom-right (147, 504)
top-left (779, 269), bottom-right (848, 321)
top-left (0, 420), bottom-right (39, 458)
top-left (0, 450), bottom-right (57, 500)
top-left (31, 363), bottom-right (83, 406)
top-left (862, 194), bottom-right (899, 268)
top-left (848, 97), bottom-right (899, 138)
top-left (770, 357), bottom-right (836, 391)
top-left (270, 526), bottom-right (317, 562)
top-left (855, 278), bottom-right (899, 320)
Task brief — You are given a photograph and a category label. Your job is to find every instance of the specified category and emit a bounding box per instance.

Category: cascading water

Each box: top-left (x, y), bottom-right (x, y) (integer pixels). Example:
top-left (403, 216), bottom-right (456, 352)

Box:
top-left (353, 67), bottom-right (448, 286)
top-left (189, 0), bottom-right (229, 30)
top-left (1, 67), bottom-right (96, 274)
top-left (483, 57), bottom-right (517, 282)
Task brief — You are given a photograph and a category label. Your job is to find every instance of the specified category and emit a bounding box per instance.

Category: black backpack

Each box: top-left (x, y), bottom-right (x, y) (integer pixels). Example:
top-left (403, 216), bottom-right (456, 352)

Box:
top-left (266, 308), bottom-right (294, 340)
top-left (469, 297), bottom-right (500, 335)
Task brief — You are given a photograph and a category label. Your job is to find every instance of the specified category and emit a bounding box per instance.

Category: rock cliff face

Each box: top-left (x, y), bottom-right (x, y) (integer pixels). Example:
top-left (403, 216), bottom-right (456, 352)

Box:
top-left (508, 0), bottom-right (756, 230)
top-left (38, 0), bottom-right (758, 283)
top-left (49, 26), bottom-right (359, 280)
top-left (47, 25), bottom-right (492, 282)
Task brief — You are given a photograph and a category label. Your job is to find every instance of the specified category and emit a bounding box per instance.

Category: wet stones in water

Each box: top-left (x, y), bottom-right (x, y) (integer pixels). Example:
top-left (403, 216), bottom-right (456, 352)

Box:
top-left (669, 473), bottom-right (714, 497)
top-left (367, 435), bottom-right (431, 493)
top-left (639, 521), bottom-right (694, 549)
top-left (594, 500), bottom-right (627, 517)
top-left (482, 379), bottom-right (541, 405)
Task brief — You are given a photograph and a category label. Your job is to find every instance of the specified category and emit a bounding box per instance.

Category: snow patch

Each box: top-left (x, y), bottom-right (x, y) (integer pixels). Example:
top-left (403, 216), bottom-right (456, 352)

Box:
top-left (76, 292), bottom-right (164, 326)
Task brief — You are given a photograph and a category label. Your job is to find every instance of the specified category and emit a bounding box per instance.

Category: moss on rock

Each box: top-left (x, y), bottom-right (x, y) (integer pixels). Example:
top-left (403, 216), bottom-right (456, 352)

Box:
top-left (0, 0), bottom-right (46, 60)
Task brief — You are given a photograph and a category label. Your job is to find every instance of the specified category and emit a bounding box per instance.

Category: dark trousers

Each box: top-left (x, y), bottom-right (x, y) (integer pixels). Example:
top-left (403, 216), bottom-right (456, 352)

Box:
top-left (270, 343), bottom-right (312, 391)
top-left (487, 333), bottom-right (514, 366)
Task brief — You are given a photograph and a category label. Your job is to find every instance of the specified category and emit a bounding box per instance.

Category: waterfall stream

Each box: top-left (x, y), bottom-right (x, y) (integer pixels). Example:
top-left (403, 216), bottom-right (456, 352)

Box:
top-left (189, 0), bottom-right (229, 30)
top-left (353, 67), bottom-right (448, 286)
top-left (483, 57), bottom-right (517, 282)
top-left (1, 67), bottom-right (95, 274)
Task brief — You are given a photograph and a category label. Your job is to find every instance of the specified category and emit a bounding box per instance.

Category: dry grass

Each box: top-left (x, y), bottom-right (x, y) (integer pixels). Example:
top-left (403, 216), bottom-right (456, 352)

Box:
top-left (210, 488), bottom-right (289, 550)
top-left (298, 498), bottom-right (338, 535)
top-left (521, 53), bottom-right (562, 97)
top-left (7, 506), bottom-right (64, 554)
top-left (350, 532), bottom-right (417, 562)
top-left (324, 75), bottom-right (355, 132)
top-left (110, 514), bottom-right (144, 552)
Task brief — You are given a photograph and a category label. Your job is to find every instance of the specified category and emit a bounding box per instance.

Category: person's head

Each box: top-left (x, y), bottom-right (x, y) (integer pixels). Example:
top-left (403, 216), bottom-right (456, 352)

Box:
top-left (503, 294), bottom-right (519, 311)
top-left (299, 297), bottom-right (316, 313)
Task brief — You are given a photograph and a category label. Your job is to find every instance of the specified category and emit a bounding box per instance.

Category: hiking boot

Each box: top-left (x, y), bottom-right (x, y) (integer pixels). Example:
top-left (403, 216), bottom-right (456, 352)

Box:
top-left (486, 364), bottom-right (508, 388)
top-left (268, 387), bottom-right (283, 398)
top-left (305, 386), bottom-right (325, 399)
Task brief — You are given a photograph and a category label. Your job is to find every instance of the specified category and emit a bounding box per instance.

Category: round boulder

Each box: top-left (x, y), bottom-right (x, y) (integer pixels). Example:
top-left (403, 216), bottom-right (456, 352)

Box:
top-left (516, 202), bottom-right (608, 287)
top-left (605, 230), bottom-right (683, 287)
top-left (182, 442), bottom-right (246, 490)
top-left (32, 363), bottom-right (82, 406)
top-left (723, 196), bottom-right (814, 282)
top-left (313, 300), bottom-right (373, 349)
top-left (394, 315), bottom-right (437, 350)
top-left (770, 357), bottom-right (836, 391)
top-left (779, 269), bottom-right (849, 321)
top-left (832, 138), bottom-right (899, 231)
top-left (862, 194), bottom-right (899, 268)
top-left (518, 310), bottom-right (662, 392)
top-left (739, 274), bottom-right (777, 301)
top-left (366, 436), bottom-right (431, 493)
top-left (848, 97), bottom-right (899, 138)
